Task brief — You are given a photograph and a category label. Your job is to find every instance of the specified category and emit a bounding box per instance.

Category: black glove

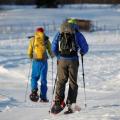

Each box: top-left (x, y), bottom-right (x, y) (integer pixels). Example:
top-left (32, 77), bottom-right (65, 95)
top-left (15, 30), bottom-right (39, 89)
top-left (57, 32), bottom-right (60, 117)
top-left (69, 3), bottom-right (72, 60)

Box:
top-left (80, 51), bottom-right (84, 56)
top-left (45, 36), bottom-right (49, 40)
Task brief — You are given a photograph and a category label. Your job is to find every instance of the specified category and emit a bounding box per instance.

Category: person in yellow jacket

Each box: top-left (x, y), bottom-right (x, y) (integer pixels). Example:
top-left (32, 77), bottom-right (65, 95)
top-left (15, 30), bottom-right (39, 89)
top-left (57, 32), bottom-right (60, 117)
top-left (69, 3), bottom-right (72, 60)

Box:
top-left (27, 27), bottom-right (53, 102)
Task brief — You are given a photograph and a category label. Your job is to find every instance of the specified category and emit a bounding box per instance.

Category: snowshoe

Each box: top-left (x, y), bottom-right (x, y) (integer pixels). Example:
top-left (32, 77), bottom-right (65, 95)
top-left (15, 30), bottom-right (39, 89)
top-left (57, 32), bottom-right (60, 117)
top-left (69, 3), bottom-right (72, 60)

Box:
top-left (64, 104), bottom-right (73, 114)
top-left (64, 104), bottom-right (81, 114)
top-left (50, 100), bottom-right (65, 114)
top-left (64, 108), bottom-right (73, 114)
top-left (29, 89), bottom-right (39, 102)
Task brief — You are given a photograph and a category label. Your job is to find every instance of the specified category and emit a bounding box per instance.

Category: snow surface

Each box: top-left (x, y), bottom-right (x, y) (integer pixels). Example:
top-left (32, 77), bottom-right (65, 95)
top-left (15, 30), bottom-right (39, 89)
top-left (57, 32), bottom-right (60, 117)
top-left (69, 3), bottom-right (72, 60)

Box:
top-left (0, 4), bottom-right (120, 120)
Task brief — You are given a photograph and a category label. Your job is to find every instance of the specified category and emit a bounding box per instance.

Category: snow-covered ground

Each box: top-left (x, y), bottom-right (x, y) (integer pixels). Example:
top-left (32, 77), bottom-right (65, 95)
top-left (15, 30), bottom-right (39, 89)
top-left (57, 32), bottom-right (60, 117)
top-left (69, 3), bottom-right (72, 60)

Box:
top-left (0, 4), bottom-right (120, 120)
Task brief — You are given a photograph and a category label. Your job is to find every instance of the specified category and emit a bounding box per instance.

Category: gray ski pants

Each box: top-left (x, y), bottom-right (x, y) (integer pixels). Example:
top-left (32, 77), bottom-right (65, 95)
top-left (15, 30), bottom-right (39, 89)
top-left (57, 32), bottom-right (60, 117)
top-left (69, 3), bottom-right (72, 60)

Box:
top-left (55, 59), bottom-right (79, 104)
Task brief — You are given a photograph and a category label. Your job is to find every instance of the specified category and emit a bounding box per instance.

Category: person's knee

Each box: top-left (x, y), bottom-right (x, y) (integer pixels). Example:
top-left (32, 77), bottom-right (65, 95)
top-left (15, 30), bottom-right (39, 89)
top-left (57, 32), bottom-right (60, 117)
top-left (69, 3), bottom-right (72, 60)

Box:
top-left (41, 79), bottom-right (47, 85)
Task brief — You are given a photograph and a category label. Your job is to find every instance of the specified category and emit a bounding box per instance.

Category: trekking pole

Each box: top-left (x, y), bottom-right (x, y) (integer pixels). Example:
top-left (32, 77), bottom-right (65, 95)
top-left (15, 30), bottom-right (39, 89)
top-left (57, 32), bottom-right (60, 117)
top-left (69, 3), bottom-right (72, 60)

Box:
top-left (49, 58), bottom-right (54, 113)
top-left (52, 60), bottom-right (59, 97)
top-left (52, 72), bottom-right (57, 96)
top-left (81, 54), bottom-right (87, 108)
top-left (49, 59), bottom-right (58, 113)
top-left (51, 58), bottom-right (54, 99)
top-left (49, 71), bottom-right (57, 113)
top-left (24, 59), bottom-right (32, 102)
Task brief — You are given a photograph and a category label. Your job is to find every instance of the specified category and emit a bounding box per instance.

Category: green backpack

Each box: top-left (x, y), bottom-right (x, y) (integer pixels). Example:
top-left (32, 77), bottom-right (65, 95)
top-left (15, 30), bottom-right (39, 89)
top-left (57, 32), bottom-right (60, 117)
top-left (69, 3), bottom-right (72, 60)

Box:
top-left (59, 22), bottom-right (78, 57)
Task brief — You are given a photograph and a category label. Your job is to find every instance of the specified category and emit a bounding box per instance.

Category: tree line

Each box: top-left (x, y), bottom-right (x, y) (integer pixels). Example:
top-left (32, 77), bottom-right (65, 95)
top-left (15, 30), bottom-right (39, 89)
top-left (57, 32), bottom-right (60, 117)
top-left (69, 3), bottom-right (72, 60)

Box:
top-left (0, 0), bottom-right (120, 8)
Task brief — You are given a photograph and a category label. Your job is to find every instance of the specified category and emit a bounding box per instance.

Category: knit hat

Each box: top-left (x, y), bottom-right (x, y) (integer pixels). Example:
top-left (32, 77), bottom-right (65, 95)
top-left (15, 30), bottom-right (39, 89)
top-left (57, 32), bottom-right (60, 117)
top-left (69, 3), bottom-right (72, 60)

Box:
top-left (35, 27), bottom-right (44, 39)
top-left (36, 27), bottom-right (44, 33)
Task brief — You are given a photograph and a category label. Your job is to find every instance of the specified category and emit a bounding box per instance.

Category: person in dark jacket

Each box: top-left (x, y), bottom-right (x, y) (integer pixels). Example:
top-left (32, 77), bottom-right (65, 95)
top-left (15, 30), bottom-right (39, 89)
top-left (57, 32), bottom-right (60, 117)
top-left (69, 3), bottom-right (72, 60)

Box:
top-left (50, 19), bottom-right (89, 114)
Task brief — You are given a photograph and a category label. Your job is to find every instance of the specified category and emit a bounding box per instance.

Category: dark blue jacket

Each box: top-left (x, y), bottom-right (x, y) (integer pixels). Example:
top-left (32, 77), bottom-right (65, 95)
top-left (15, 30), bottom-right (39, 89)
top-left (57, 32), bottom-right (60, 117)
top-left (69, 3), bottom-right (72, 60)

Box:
top-left (52, 31), bottom-right (89, 60)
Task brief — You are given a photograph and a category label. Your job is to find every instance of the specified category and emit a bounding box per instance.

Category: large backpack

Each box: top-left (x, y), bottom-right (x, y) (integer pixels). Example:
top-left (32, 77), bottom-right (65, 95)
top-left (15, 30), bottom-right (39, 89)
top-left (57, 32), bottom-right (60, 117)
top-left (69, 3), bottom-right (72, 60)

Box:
top-left (59, 22), bottom-right (78, 57)
top-left (32, 33), bottom-right (48, 60)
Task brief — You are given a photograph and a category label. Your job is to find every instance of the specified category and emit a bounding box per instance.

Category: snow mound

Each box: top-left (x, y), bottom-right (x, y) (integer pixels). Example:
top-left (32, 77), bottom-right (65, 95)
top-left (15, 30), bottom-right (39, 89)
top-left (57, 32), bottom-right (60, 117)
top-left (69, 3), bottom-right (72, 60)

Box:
top-left (0, 66), bottom-right (9, 74)
top-left (0, 95), bottom-right (9, 102)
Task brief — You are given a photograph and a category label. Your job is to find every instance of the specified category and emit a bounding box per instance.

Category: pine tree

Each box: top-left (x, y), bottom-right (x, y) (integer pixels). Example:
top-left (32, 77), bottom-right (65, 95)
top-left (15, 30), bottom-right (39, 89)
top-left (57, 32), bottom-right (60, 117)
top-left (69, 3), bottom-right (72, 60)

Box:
top-left (35, 0), bottom-right (58, 8)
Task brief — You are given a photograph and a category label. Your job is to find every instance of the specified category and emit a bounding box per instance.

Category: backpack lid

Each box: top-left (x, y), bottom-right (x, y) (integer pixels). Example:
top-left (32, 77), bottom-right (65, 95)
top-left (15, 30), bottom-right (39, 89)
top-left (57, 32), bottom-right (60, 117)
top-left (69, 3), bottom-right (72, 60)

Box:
top-left (60, 22), bottom-right (75, 34)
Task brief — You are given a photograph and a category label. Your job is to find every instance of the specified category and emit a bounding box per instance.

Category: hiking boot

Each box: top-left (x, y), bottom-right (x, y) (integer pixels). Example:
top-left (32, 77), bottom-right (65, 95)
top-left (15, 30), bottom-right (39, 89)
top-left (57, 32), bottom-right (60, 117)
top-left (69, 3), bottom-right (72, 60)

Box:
top-left (50, 100), bottom-right (66, 114)
top-left (40, 98), bottom-right (49, 103)
top-left (29, 89), bottom-right (39, 102)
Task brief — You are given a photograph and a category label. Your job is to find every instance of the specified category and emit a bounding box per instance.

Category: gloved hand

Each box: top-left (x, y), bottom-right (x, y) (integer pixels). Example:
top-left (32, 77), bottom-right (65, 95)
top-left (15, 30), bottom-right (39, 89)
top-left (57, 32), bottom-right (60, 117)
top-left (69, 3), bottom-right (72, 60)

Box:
top-left (50, 52), bottom-right (55, 58)
top-left (57, 60), bottom-right (59, 65)
top-left (45, 36), bottom-right (49, 40)
top-left (29, 54), bottom-right (33, 59)
top-left (80, 51), bottom-right (84, 56)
